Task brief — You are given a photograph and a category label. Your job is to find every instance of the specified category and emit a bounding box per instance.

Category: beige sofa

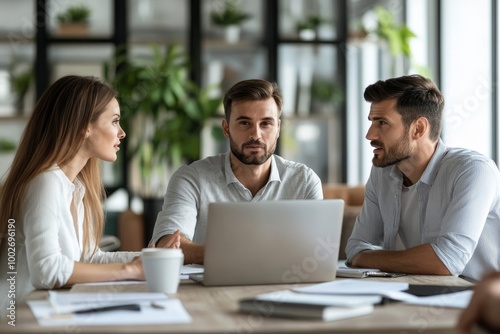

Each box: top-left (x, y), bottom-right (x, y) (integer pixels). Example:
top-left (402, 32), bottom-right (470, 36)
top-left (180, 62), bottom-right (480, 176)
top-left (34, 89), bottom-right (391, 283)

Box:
top-left (322, 184), bottom-right (364, 260)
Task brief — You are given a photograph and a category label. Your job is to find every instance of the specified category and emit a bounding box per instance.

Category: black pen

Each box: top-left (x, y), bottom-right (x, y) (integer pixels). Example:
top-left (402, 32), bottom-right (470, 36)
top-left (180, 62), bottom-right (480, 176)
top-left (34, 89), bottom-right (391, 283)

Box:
top-left (74, 304), bottom-right (141, 314)
top-left (46, 304), bottom-right (141, 320)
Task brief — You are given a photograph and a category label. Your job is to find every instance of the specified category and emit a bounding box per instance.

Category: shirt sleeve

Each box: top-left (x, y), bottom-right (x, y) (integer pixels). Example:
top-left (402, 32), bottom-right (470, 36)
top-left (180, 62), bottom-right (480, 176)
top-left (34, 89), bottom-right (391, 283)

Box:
top-left (23, 177), bottom-right (74, 289)
top-left (304, 168), bottom-right (324, 199)
top-left (86, 248), bottom-right (140, 264)
top-left (345, 168), bottom-right (385, 261)
top-left (150, 166), bottom-right (199, 244)
top-left (430, 159), bottom-right (499, 275)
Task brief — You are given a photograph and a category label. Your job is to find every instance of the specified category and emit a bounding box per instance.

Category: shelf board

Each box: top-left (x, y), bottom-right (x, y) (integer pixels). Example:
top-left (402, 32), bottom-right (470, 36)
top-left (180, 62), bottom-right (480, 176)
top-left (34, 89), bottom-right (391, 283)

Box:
top-left (0, 114), bottom-right (28, 121)
top-left (278, 39), bottom-right (344, 45)
top-left (0, 30), bottom-right (35, 43)
top-left (203, 38), bottom-right (263, 51)
top-left (47, 37), bottom-right (115, 44)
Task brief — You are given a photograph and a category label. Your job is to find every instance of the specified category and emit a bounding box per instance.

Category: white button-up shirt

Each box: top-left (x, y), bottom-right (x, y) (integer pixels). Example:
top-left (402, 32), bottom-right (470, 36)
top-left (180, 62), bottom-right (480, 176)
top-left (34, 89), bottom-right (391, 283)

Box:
top-left (0, 166), bottom-right (139, 317)
top-left (152, 153), bottom-right (323, 245)
top-left (346, 140), bottom-right (500, 280)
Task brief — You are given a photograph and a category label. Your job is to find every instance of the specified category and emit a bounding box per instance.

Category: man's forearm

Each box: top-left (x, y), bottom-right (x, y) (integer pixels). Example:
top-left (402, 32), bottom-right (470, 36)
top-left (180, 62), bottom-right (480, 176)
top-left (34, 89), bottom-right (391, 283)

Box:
top-left (351, 243), bottom-right (451, 275)
top-left (180, 238), bottom-right (205, 265)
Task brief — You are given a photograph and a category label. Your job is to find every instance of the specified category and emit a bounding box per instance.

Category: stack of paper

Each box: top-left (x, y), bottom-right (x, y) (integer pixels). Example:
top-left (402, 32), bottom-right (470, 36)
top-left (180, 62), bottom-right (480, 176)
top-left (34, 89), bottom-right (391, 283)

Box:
top-left (180, 264), bottom-right (204, 279)
top-left (28, 291), bottom-right (192, 326)
top-left (294, 279), bottom-right (409, 295)
top-left (239, 289), bottom-right (382, 321)
top-left (240, 279), bottom-right (473, 321)
top-left (293, 280), bottom-right (473, 309)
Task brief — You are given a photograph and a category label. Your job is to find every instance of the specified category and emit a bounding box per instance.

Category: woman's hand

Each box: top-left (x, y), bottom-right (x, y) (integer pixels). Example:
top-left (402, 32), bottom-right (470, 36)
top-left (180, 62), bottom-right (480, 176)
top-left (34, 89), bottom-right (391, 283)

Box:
top-left (125, 255), bottom-right (145, 281)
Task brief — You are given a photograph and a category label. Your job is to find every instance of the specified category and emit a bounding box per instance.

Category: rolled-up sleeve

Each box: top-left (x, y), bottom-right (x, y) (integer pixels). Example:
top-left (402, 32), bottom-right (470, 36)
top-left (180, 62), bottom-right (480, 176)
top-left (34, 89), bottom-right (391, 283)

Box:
top-left (429, 159), bottom-right (498, 275)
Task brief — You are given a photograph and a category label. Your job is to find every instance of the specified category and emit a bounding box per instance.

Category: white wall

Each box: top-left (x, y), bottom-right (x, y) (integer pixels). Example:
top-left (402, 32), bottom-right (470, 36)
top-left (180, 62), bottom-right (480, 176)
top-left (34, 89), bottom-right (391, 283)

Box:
top-left (441, 0), bottom-right (493, 157)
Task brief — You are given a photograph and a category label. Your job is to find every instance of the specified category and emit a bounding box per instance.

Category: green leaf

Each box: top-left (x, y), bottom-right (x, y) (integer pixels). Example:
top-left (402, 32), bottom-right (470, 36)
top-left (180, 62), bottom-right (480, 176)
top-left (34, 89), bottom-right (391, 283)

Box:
top-left (185, 100), bottom-right (202, 120)
top-left (163, 88), bottom-right (175, 107)
top-left (0, 139), bottom-right (16, 152)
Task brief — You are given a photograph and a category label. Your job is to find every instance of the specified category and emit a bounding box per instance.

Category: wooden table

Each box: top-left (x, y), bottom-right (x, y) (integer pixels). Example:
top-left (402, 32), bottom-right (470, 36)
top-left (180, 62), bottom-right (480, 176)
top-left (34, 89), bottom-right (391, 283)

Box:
top-left (1, 275), bottom-right (474, 334)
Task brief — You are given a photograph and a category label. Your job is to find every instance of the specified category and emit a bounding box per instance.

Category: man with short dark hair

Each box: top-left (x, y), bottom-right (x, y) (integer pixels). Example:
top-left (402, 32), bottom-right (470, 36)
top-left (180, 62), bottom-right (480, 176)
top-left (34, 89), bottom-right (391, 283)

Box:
top-left (152, 79), bottom-right (323, 264)
top-left (346, 74), bottom-right (500, 281)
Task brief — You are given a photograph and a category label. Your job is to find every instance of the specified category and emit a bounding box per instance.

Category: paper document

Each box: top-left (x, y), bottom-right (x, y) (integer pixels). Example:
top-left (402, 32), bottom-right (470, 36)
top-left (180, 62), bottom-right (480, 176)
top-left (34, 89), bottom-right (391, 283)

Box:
top-left (294, 279), bottom-right (473, 309)
top-left (28, 298), bottom-right (192, 326)
top-left (383, 289), bottom-right (473, 308)
top-left (180, 264), bottom-right (204, 279)
top-left (48, 291), bottom-right (168, 314)
top-left (181, 264), bottom-right (204, 274)
top-left (255, 289), bottom-right (382, 306)
top-left (75, 280), bottom-right (144, 286)
top-left (294, 279), bottom-right (409, 295)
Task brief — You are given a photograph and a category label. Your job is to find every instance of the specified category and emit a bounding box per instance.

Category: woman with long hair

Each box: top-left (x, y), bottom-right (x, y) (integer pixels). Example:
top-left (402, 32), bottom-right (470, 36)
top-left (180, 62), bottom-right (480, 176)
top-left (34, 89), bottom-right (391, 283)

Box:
top-left (0, 75), bottom-right (180, 317)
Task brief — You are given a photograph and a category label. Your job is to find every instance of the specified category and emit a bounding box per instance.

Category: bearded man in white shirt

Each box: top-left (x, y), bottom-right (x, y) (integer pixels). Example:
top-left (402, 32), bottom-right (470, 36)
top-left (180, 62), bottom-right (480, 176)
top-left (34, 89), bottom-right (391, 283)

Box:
top-left (346, 74), bottom-right (500, 281)
top-left (152, 79), bottom-right (323, 264)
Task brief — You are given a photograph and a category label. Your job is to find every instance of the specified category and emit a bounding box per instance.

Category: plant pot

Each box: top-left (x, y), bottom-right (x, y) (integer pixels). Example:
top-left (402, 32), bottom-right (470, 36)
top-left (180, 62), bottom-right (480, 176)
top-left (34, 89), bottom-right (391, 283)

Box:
top-left (224, 25), bottom-right (241, 44)
top-left (57, 23), bottom-right (89, 37)
top-left (298, 28), bottom-right (316, 41)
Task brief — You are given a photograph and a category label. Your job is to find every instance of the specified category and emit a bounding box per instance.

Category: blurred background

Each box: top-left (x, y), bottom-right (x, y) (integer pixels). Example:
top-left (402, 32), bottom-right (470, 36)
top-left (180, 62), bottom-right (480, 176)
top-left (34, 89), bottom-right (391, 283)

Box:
top-left (0, 0), bottom-right (498, 245)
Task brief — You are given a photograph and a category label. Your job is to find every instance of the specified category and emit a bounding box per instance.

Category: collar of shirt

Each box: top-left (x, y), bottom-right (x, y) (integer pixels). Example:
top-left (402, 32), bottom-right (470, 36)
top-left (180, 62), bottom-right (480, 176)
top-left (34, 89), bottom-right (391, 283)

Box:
top-left (223, 153), bottom-right (281, 187)
top-left (388, 139), bottom-right (448, 187)
top-left (50, 165), bottom-right (86, 206)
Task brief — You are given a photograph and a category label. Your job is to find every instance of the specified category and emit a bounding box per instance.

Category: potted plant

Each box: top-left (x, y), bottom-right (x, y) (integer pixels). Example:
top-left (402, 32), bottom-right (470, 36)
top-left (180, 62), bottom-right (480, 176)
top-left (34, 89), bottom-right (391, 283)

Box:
top-left (105, 44), bottom-right (222, 197)
top-left (8, 56), bottom-right (32, 115)
top-left (295, 15), bottom-right (324, 41)
top-left (374, 7), bottom-right (415, 57)
top-left (210, 0), bottom-right (251, 43)
top-left (104, 43), bottom-right (221, 197)
top-left (56, 5), bottom-right (91, 36)
top-left (373, 6), bottom-right (416, 74)
top-left (310, 78), bottom-right (343, 114)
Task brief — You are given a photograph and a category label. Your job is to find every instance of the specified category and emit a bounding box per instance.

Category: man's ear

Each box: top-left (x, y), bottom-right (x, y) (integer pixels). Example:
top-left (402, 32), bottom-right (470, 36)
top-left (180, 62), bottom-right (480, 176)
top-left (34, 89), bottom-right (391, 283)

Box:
top-left (222, 118), bottom-right (230, 138)
top-left (413, 117), bottom-right (429, 139)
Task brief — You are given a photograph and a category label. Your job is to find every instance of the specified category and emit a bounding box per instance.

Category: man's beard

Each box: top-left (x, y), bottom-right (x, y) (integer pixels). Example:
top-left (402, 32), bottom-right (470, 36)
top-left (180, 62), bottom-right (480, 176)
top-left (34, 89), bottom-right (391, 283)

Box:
top-left (372, 131), bottom-right (412, 168)
top-left (230, 138), bottom-right (276, 165)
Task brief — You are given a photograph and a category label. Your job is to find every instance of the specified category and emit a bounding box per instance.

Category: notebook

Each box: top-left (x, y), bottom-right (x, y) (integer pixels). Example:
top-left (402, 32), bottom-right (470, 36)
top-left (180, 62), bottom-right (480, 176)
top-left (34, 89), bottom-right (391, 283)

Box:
top-left (239, 298), bottom-right (374, 321)
top-left (239, 289), bottom-right (380, 320)
top-left (196, 199), bottom-right (345, 286)
top-left (336, 267), bottom-right (406, 278)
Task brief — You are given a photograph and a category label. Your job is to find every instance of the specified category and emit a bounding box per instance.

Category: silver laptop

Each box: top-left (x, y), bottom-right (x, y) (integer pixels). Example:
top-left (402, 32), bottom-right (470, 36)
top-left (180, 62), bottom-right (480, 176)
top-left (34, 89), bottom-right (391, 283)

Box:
top-left (197, 199), bottom-right (344, 286)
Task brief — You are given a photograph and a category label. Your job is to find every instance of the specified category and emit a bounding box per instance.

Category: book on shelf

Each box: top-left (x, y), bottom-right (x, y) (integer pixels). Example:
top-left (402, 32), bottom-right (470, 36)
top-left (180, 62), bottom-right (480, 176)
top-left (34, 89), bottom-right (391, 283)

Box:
top-left (238, 290), bottom-right (380, 321)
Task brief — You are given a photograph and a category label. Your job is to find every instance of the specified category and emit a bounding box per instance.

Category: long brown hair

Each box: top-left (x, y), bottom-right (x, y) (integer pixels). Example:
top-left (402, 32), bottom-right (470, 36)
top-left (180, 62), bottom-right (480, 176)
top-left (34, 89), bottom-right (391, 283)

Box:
top-left (0, 75), bottom-right (117, 258)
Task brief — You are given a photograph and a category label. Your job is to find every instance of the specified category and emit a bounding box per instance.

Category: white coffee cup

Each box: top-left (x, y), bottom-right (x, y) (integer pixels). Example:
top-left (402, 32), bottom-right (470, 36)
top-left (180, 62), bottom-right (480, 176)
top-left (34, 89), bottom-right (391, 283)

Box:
top-left (141, 248), bottom-right (184, 294)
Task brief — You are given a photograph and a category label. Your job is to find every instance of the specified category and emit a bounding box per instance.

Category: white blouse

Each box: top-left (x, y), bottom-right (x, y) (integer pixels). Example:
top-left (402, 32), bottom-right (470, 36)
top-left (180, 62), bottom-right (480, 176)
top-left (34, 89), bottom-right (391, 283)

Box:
top-left (0, 166), bottom-right (139, 318)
